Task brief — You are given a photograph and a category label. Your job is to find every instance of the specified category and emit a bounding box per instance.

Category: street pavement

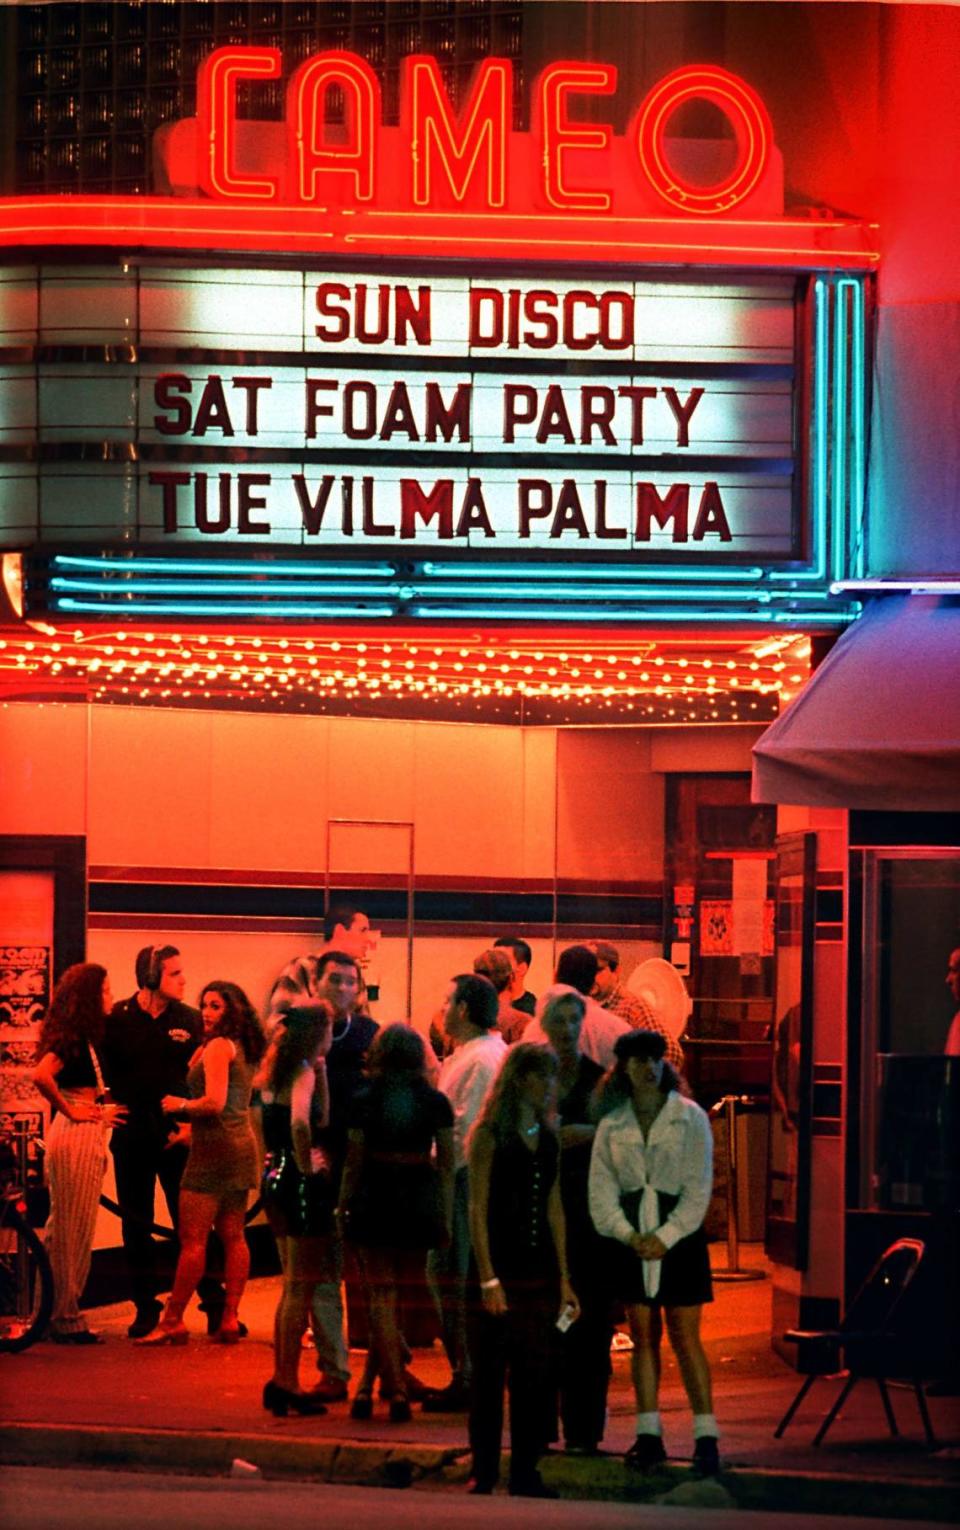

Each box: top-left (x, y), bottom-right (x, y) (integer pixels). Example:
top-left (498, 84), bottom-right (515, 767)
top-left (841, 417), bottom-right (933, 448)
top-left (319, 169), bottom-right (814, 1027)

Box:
top-left (3, 1469), bottom-right (958, 1530)
top-left (1, 1246), bottom-right (957, 1520)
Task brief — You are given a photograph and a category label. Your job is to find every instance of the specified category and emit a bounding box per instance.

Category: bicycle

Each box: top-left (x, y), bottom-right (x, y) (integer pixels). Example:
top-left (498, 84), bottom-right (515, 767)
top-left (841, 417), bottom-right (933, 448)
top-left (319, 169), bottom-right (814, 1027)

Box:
top-left (0, 1125), bottom-right (54, 1352)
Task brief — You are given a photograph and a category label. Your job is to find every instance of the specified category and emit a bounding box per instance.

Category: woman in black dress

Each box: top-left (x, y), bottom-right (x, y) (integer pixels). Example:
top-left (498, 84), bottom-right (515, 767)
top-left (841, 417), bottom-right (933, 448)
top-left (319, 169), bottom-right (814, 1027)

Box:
top-left (467, 1043), bottom-right (579, 1498)
top-left (589, 1030), bottom-right (719, 1476)
top-left (259, 1003), bottom-right (334, 1416)
top-left (539, 984), bottom-right (611, 1454)
top-left (336, 1023), bottom-right (454, 1421)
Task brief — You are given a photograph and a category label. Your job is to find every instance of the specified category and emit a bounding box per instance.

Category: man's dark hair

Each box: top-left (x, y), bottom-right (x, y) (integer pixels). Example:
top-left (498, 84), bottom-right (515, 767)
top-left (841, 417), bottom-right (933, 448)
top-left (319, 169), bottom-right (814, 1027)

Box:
top-left (322, 902), bottom-right (363, 943)
top-left (316, 949), bottom-right (360, 982)
top-left (135, 944), bottom-right (180, 991)
top-left (590, 940), bottom-right (620, 972)
top-left (555, 944), bottom-right (599, 997)
top-left (451, 972), bottom-right (499, 1031)
top-left (494, 936), bottom-right (532, 969)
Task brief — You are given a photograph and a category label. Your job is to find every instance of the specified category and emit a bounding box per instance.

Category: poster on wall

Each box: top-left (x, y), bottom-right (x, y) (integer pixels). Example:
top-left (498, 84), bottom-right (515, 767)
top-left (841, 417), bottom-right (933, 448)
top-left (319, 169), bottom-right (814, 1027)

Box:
top-left (0, 945), bottom-right (50, 1140)
top-left (0, 945), bottom-right (50, 1028)
top-left (699, 903), bottom-right (774, 957)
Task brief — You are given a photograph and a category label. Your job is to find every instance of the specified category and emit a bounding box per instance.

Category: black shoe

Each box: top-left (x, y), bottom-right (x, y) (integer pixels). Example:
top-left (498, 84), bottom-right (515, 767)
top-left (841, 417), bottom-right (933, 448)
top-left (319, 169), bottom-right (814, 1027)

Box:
top-left (508, 1473), bottom-right (558, 1499)
top-left (350, 1390), bottom-right (373, 1420)
top-left (421, 1379), bottom-right (470, 1413)
top-left (624, 1434), bottom-right (667, 1472)
top-left (51, 1329), bottom-right (104, 1345)
top-left (199, 1293), bottom-right (247, 1338)
top-left (389, 1395), bottom-right (412, 1424)
top-left (262, 1380), bottom-right (327, 1418)
top-left (467, 1479), bottom-right (495, 1495)
top-left (691, 1437), bottom-right (721, 1477)
top-left (127, 1301), bottom-right (163, 1339)
top-left (564, 1440), bottom-right (600, 1456)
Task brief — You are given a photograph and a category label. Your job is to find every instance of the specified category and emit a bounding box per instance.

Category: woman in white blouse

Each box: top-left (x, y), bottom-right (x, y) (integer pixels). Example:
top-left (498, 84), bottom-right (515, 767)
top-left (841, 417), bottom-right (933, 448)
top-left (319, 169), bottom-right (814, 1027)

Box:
top-left (588, 1030), bottom-right (719, 1477)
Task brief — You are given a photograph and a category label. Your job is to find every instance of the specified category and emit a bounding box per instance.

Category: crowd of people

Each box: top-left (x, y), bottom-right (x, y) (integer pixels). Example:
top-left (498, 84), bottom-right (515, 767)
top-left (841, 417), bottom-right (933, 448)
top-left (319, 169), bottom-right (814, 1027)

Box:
top-left (31, 906), bottom-right (720, 1494)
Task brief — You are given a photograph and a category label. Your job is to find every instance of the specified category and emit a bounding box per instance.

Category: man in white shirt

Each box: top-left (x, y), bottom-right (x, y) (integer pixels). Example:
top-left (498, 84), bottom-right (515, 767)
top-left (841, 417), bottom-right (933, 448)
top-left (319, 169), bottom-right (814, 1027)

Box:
top-left (422, 973), bottom-right (506, 1412)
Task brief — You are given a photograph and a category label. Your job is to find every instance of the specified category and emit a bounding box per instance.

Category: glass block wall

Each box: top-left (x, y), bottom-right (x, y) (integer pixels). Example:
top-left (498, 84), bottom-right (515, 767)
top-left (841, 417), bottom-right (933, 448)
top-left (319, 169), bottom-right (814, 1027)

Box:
top-left (13, 1), bottom-right (525, 195)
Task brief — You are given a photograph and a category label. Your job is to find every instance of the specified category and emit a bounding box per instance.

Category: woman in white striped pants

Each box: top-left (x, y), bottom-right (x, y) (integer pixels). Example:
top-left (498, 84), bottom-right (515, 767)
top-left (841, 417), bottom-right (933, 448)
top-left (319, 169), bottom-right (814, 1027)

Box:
top-left (33, 963), bottom-right (127, 1344)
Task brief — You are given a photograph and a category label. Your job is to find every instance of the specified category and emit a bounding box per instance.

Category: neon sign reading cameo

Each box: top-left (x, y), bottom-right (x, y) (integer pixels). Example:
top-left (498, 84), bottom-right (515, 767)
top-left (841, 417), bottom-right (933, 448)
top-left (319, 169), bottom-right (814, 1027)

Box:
top-left (159, 49), bottom-right (779, 218)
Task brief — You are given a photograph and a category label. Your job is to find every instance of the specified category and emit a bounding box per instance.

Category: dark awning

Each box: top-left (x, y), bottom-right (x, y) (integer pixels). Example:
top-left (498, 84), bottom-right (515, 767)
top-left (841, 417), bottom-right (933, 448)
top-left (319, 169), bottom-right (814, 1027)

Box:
top-left (752, 596), bottom-right (960, 809)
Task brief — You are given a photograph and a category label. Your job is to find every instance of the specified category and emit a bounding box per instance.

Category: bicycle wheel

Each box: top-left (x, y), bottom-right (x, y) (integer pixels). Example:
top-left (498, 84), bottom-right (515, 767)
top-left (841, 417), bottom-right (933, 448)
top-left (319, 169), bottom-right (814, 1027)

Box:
top-left (0, 1206), bottom-right (54, 1352)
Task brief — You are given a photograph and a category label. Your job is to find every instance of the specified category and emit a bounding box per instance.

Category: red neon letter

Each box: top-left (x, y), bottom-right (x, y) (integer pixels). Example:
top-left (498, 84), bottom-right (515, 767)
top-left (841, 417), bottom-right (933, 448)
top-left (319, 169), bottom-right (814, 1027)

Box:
top-left (536, 63), bottom-right (616, 211)
top-left (402, 55), bottom-right (510, 209)
top-left (633, 65), bottom-right (772, 214)
top-left (288, 51), bottom-right (379, 204)
top-left (196, 46), bottom-right (281, 200)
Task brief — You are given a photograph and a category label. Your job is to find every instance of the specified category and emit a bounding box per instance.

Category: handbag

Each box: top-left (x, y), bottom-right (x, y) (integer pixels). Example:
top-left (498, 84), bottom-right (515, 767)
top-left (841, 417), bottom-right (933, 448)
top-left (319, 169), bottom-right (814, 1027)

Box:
top-left (262, 1149), bottom-right (333, 1236)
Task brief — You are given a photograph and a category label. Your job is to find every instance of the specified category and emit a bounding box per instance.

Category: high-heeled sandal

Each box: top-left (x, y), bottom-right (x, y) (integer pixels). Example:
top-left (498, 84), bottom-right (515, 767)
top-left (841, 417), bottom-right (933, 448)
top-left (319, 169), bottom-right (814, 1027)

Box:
top-left (134, 1321), bottom-right (188, 1347)
top-left (262, 1379), bottom-right (327, 1417)
top-left (349, 1388), bottom-right (374, 1420)
top-left (212, 1318), bottom-right (242, 1344)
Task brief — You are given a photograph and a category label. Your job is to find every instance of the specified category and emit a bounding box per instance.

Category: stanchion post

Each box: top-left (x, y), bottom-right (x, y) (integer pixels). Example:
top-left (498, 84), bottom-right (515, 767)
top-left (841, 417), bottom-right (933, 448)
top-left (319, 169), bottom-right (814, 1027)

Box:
top-left (712, 1093), bottom-right (765, 1283)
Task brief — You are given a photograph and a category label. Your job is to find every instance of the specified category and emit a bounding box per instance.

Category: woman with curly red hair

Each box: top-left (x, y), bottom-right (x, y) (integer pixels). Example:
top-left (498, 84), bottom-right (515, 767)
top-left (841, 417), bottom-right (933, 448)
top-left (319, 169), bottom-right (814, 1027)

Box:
top-left (32, 962), bottom-right (127, 1344)
top-left (137, 980), bottom-right (265, 1345)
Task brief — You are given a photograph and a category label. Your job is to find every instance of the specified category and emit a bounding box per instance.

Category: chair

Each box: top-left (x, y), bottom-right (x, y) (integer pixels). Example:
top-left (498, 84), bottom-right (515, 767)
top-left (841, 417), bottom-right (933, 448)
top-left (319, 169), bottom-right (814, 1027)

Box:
top-left (774, 1238), bottom-right (937, 1447)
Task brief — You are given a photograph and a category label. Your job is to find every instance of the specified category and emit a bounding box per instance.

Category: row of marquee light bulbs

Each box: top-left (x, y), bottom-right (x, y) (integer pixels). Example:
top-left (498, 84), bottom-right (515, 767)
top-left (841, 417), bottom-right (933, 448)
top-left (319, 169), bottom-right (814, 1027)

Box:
top-left (0, 627), bottom-right (811, 714)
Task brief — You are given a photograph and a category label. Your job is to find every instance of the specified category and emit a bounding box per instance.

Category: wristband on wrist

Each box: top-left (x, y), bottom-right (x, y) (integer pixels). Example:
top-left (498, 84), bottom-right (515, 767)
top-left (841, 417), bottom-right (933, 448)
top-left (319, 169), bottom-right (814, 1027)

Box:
top-left (480, 1277), bottom-right (501, 1290)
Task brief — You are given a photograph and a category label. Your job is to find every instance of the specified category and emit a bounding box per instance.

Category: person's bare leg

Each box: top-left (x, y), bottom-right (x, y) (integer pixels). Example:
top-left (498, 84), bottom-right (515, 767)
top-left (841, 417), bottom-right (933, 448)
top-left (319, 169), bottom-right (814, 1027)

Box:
top-left (167, 1189), bottom-right (217, 1316)
top-left (275, 1274), bottom-right (312, 1391)
top-left (665, 1305), bottom-right (713, 1414)
top-left (213, 1196), bottom-right (250, 1329)
top-left (627, 1303), bottom-right (662, 1412)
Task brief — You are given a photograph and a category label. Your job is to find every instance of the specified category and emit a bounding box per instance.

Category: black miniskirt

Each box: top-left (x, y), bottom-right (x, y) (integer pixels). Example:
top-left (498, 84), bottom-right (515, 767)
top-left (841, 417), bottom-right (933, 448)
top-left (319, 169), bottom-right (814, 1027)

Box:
top-left (603, 1189), bottom-right (713, 1308)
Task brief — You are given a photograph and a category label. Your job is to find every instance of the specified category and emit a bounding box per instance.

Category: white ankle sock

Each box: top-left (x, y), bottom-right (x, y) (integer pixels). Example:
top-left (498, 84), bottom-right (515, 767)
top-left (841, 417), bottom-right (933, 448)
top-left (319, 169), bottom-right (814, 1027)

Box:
top-left (635, 1411), bottom-right (662, 1435)
top-left (692, 1413), bottom-right (719, 1440)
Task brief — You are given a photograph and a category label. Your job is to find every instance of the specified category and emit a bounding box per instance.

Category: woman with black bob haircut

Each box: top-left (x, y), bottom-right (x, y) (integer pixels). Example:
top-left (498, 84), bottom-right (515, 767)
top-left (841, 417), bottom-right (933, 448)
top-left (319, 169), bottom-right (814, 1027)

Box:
top-left (337, 1022), bottom-right (454, 1421)
top-left (139, 980), bottom-right (265, 1346)
top-left (467, 1042), bottom-right (579, 1498)
top-left (257, 1002), bottom-right (334, 1415)
top-left (589, 1029), bottom-right (719, 1477)
top-left (33, 962), bottom-right (127, 1343)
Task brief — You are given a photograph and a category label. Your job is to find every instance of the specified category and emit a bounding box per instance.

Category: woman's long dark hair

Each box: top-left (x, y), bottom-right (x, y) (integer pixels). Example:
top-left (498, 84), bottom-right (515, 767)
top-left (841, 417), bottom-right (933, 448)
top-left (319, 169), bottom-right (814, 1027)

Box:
top-left (268, 1003), bottom-right (331, 1094)
top-left (200, 980), bottom-right (266, 1065)
top-left (36, 963), bottom-right (107, 1063)
top-left (472, 1042), bottom-right (558, 1145)
top-left (596, 1037), bottom-right (680, 1118)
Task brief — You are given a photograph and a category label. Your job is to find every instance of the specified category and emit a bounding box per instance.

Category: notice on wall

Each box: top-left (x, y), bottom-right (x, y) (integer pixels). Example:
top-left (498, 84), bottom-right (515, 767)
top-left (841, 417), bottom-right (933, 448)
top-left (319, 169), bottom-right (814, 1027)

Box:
top-left (732, 858), bottom-right (768, 958)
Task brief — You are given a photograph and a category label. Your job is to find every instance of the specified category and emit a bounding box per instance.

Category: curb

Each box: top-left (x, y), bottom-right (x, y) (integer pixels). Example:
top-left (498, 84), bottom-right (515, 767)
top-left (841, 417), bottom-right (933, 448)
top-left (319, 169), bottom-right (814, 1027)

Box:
top-left (1, 1423), bottom-right (955, 1520)
top-left (0, 1424), bottom-right (461, 1488)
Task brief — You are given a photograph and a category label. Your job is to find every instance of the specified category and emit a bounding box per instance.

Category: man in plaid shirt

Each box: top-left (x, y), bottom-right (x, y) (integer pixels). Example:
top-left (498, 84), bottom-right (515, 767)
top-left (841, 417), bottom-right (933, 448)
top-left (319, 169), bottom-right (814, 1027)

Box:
top-left (588, 940), bottom-right (685, 1076)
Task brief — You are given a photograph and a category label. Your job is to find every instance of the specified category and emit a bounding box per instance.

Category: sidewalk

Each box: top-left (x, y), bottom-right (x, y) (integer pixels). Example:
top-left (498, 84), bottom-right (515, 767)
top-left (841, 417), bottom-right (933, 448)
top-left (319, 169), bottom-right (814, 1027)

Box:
top-left (2, 1248), bottom-right (957, 1519)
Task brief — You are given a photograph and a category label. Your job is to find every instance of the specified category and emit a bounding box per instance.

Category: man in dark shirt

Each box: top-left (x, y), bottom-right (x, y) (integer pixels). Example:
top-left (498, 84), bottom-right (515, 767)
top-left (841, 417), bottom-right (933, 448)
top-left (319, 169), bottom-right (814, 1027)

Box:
top-left (494, 936), bottom-right (537, 1017)
top-left (308, 949), bottom-right (378, 1401)
top-left (102, 944), bottom-right (220, 1338)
